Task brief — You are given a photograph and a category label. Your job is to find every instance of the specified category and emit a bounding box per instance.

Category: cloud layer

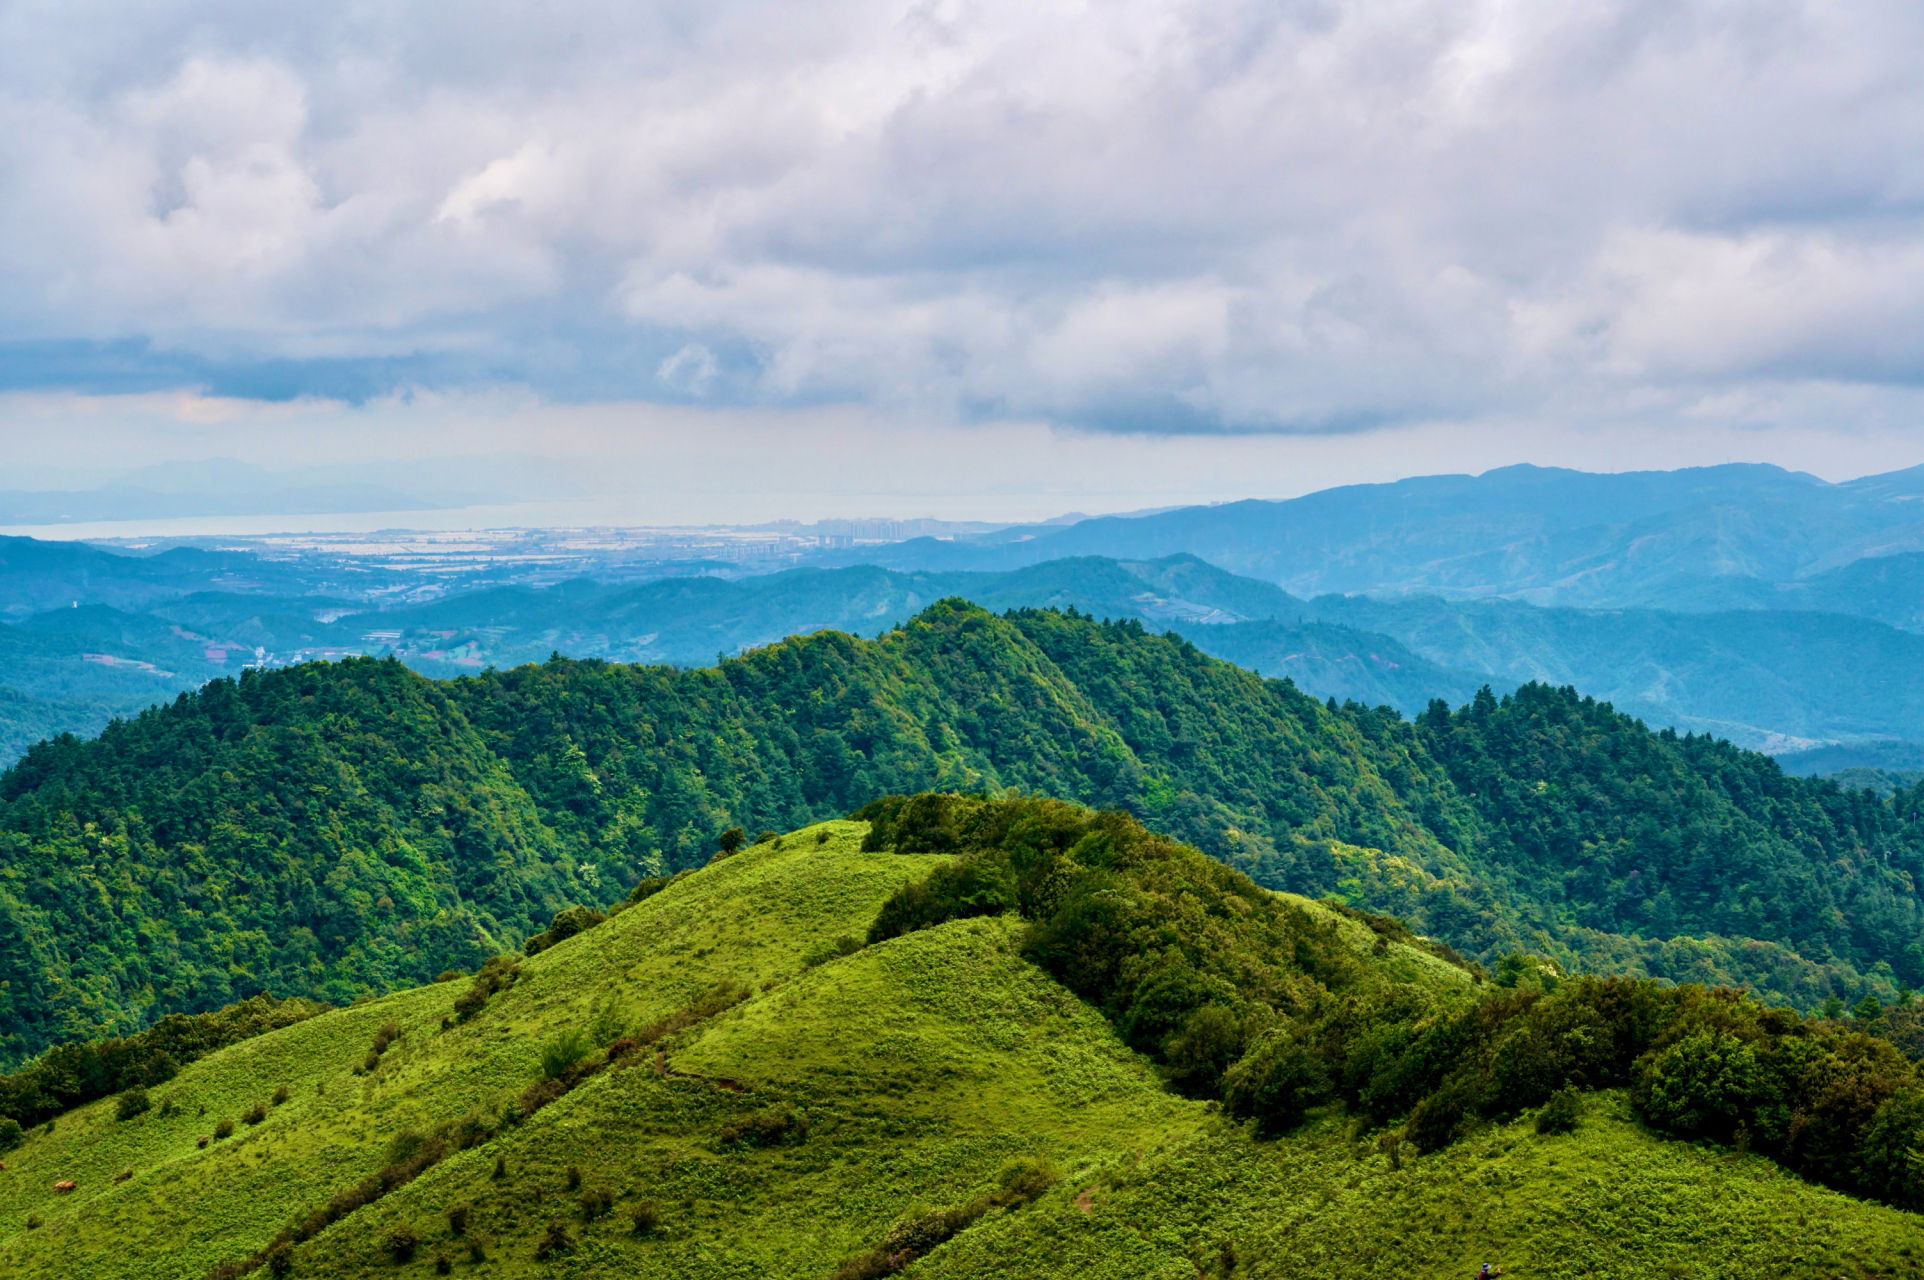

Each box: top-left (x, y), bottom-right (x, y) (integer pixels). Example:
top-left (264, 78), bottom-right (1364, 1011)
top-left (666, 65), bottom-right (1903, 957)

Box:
top-left (1, 0), bottom-right (1920, 431)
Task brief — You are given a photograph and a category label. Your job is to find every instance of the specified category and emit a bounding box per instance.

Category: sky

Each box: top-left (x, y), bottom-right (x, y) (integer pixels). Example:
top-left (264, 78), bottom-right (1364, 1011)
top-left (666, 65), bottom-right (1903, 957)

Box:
top-left (1, 0), bottom-right (1923, 523)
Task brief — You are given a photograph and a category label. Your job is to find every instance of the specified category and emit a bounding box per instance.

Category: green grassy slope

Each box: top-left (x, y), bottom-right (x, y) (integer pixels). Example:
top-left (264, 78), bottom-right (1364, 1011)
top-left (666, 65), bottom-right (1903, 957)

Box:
top-left (3, 819), bottom-right (1919, 1280)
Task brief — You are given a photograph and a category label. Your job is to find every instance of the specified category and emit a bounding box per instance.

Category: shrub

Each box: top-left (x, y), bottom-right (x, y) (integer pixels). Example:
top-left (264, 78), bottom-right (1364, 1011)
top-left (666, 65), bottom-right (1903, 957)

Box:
top-left (387, 1130), bottom-right (429, 1164)
top-left (524, 905), bottom-right (607, 956)
top-left (586, 1002), bottom-right (629, 1048)
top-left (630, 1201), bottom-right (662, 1235)
top-left (437, 969), bottom-right (465, 982)
top-left (754, 830), bottom-right (778, 845)
top-left (116, 1085), bottom-right (151, 1120)
top-left (447, 1204), bottom-right (469, 1236)
top-left (214, 1118), bottom-right (235, 1140)
top-left (266, 1242), bottom-right (293, 1277)
top-left (26, 1214), bottom-right (42, 1230)
top-left (534, 1221), bottom-right (574, 1260)
top-left (816, 829), bottom-right (832, 846)
top-left (435, 1257), bottom-right (451, 1275)
top-left (580, 1187), bottom-right (614, 1220)
top-left (801, 935), bottom-right (864, 968)
top-left (715, 827), bottom-right (746, 858)
top-left (1635, 1029), bottom-right (1759, 1142)
top-left (993, 1156), bottom-right (1059, 1204)
top-left (242, 1102), bottom-right (267, 1126)
top-left (159, 1098), bottom-right (179, 1118)
top-left (716, 1108), bottom-right (806, 1148)
top-left (271, 1084), bottom-right (291, 1106)
top-left (629, 981), bottom-right (750, 1048)
top-left (1222, 1030), bottom-right (1331, 1135)
top-left (362, 1050), bottom-right (382, 1073)
top-left (1537, 1087), bottom-right (1582, 1134)
top-left (467, 1241), bottom-right (487, 1264)
top-left (0, 1118), bottom-right (23, 1152)
top-left (540, 1028), bottom-right (593, 1081)
top-left (492, 1154), bottom-right (508, 1180)
top-left (385, 1225), bottom-right (420, 1263)
top-left (565, 1165), bottom-right (582, 1191)
top-left (866, 855), bottom-right (1015, 944)
top-left (452, 955), bottom-right (521, 1023)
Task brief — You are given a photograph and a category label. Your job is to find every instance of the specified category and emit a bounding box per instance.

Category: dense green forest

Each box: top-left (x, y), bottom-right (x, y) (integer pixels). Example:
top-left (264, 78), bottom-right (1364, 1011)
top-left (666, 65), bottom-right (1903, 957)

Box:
top-left (4, 600), bottom-right (1924, 1067)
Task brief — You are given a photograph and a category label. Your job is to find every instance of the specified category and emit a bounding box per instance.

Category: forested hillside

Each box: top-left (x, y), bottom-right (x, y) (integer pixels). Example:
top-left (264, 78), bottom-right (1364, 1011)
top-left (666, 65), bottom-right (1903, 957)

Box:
top-left (4, 601), bottom-right (1924, 1067)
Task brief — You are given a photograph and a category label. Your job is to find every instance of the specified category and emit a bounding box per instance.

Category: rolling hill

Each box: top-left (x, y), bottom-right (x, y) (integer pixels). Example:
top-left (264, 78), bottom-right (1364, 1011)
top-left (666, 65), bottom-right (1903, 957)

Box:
top-left (1, 806), bottom-right (1919, 1279)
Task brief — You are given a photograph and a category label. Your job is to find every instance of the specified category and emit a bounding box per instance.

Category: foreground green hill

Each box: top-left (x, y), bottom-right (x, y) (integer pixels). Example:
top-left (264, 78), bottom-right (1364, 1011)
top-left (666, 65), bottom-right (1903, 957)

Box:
top-left (2, 808), bottom-right (1919, 1280)
top-left (6, 601), bottom-right (1924, 1065)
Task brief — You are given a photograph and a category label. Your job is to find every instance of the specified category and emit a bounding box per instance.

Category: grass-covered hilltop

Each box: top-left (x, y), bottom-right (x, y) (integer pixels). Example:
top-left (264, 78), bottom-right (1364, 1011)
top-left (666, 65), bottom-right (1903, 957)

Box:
top-left (3, 796), bottom-right (1922, 1279)
top-left (6, 600), bottom-right (1924, 1067)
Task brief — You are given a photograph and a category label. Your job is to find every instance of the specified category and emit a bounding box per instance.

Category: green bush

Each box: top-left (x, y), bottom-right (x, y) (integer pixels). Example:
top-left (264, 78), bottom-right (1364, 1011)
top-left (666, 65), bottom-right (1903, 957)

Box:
top-left (1537, 1087), bottom-right (1582, 1134)
top-left (630, 1201), bottom-right (662, 1235)
top-left (565, 1165), bottom-right (582, 1191)
top-left (242, 1101), bottom-right (267, 1126)
top-left (524, 905), bottom-right (607, 956)
top-left (447, 1204), bottom-right (469, 1236)
top-left (579, 1187), bottom-right (614, 1221)
top-left (0, 994), bottom-right (324, 1131)
top-left (534, 1221), bottom-right (574, 1260)
top-left (585, 1002), bottom-right (629, 1047)
top-left (1223, 1031), bottom-right (1331, 1136)
top-left (0, 1117), bottom-right (22, 1151)
top-left (385, 1225), bottom-right (420, 1263)
top-left (540, 1029), bottom-right (594, 1081)
top-left (116, 1085), bottom-right (151, 1121)
top-left (1635, 1029), bottom-right (1760, 1142)
top-left (451, 955), bottom-right (521, 1023)
top-left (801, 935), bottom-right (865, 968)
top-left (271, 1084), bottom-right (290, 1107)
top-left (866, 854), bottom-right (1016, 944)
top-left (214, 1118), bottom-right (234, 1140)
top-left (717, 1107), bottom-right (807, 1148)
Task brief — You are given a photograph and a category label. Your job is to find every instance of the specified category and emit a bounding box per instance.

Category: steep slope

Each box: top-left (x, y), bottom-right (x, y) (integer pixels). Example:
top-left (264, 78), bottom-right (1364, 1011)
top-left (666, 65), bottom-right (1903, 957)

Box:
top-left (1, 814), bottom-right (1919, 1280)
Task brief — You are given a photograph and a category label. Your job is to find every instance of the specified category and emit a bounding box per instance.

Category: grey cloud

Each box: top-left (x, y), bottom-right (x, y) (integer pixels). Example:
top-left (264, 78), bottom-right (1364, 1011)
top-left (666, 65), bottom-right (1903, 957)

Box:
top-left (0, 0), bottom-right (1919, 432)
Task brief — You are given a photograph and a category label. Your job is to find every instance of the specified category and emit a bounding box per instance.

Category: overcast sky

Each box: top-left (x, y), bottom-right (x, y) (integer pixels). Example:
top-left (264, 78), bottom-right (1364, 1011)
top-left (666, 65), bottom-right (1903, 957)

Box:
top-left (2, 0), bottom-right (1922, 519)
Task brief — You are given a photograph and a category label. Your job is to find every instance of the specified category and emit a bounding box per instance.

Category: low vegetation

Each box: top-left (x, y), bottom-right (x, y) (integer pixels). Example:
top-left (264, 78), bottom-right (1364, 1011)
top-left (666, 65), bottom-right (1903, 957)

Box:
top-left (0, 811), bottom-right (1918, 1280)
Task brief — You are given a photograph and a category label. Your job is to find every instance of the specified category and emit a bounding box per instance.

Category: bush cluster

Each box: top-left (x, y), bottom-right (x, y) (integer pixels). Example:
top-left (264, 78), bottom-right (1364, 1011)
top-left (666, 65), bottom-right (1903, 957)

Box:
top-left (859, 792), bottom-right (1924, 1212)
top-left (830, 1157), bottom-right (1058, 1279)
top-left (450, 956), bottom-right (521, 1023)
top-left (716, 1107), bottom-right (807, 1148)
top-left (523, 905), bottom-right (608, 956)
top-left (116, 1085), bottom-right (151, 1121)
top-left (0, 995), bottom-right (326, 1130)
top-left (201, 1107), bottom-right (502, 1280)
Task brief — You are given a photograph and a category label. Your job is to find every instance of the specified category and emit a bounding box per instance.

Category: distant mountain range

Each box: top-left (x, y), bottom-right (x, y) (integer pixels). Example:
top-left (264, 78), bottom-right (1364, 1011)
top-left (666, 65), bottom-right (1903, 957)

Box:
top-left (8, 461), bottom-right (1924, 772)
top-left (837, 462), bottom-right (1924, 608)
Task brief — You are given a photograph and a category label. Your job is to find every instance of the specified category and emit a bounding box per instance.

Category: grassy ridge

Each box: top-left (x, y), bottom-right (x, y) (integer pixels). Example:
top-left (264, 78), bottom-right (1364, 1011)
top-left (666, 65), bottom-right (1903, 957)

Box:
top-left (2, 816), bottom-right (1918, 1279)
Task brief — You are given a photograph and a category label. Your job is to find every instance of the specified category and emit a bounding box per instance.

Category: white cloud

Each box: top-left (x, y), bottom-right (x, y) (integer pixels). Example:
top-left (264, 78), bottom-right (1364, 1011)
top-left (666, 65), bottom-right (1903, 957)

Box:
top-left (0, 0), bottom-right (1917, 437)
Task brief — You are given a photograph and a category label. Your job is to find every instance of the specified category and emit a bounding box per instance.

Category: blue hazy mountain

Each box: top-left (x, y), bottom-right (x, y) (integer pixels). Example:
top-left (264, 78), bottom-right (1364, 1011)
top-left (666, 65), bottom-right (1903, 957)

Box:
top-left (832, 463), bottom-right (1924, 610)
